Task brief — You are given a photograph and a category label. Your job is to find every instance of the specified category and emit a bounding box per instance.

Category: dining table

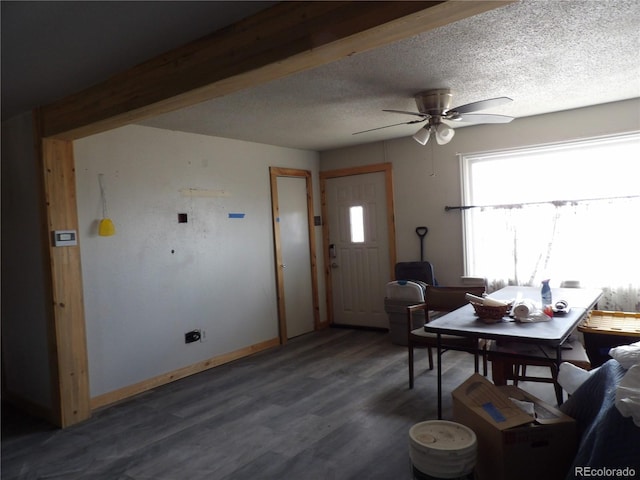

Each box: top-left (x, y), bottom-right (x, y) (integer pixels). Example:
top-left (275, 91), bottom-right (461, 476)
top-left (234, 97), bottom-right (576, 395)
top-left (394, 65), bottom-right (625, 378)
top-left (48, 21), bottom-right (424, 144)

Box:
top-left (422, 285), bottom-right (603, 419)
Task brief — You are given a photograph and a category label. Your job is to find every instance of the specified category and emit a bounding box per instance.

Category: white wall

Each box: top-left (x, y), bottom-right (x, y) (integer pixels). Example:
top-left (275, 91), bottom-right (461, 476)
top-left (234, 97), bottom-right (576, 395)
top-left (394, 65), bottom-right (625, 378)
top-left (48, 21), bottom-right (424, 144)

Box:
top-left (320, 99), bottom-right (640, 285)
top-left (74, 125), bottom-right (321, 397)
top-left (1, 112), bottom-right (53, 410)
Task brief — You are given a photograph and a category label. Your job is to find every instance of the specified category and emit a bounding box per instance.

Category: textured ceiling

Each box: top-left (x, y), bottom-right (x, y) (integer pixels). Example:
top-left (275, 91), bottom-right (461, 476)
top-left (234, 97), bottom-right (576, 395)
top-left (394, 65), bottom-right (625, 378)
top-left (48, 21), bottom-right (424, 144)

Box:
top-left (141, 0), bottom-right (640, 151)
top-left (3, 1), bottom-right (639, 152)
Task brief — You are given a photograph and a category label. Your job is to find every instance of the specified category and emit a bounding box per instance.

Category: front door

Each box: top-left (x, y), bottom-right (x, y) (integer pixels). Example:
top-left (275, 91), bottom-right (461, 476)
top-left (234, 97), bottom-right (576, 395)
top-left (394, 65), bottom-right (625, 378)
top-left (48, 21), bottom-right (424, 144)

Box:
top-left (322, 165), bottom-right (395, 328)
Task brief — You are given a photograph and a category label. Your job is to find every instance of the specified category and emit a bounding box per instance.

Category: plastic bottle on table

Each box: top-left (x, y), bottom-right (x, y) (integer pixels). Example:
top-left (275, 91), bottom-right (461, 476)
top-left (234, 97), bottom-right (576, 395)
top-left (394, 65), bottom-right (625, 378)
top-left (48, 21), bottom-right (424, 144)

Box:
top-left (541, 279), bottom-right (553, 317)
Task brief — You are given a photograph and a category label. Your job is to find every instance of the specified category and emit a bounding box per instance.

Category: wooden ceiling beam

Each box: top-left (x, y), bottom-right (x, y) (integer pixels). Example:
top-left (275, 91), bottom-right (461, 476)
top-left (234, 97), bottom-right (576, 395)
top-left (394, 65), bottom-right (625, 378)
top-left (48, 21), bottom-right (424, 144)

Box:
top-left (40, 1), bottom-right (511, 140)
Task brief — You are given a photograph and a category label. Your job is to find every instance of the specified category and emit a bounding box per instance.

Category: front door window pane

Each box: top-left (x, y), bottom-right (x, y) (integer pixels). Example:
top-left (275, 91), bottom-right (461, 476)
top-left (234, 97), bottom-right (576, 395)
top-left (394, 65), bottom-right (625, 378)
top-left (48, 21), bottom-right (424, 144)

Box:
top-left (350, 206), bottom-right (364, 243)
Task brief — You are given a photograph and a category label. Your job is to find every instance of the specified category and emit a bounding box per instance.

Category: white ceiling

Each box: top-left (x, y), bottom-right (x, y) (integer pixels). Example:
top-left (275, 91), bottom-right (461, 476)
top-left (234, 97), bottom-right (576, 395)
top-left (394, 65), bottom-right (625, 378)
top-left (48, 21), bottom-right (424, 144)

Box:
top-left (3, 1), bottom-right (639, 152)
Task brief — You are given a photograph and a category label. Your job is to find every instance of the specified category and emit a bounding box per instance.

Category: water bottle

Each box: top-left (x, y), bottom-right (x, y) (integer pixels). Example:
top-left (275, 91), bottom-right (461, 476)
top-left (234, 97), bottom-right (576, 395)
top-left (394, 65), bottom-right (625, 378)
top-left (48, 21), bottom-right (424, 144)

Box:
top-left (541, 279), bottom-right (552, 306)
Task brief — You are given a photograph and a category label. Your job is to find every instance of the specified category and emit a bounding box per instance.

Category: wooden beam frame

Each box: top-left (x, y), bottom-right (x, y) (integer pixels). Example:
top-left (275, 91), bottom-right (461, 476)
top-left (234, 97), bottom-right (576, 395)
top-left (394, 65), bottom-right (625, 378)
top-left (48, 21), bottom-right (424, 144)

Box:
top-left (41, 137), bottom-right (91, 426)
top-left (34, 0), bottom-right (512, 426)
top-left (40, 1), bottom-right (511, 140)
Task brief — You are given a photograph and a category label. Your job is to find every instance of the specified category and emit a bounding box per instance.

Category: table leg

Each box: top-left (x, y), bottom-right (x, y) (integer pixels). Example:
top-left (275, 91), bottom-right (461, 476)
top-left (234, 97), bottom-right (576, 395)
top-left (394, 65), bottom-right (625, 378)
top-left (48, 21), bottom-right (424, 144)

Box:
top-left (490, 357), bottom-right (510, 386)
top-left (437, 333), bottom-right (442, 420)
top-left (555, 345), bottom-right (564, 405)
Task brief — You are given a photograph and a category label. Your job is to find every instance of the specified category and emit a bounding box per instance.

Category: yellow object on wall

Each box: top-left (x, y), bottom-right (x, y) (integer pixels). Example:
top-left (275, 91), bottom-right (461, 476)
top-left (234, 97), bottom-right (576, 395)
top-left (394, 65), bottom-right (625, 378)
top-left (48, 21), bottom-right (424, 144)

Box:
top-left (98, 173), bottom-right (115, 236)
top-left (98, 218), bottom-right (115, 236)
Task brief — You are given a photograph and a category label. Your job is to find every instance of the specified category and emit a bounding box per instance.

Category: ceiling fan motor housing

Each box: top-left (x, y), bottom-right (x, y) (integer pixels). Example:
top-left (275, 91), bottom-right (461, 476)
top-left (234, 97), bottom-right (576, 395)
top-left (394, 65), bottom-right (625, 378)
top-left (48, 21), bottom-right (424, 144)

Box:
top-left (414, 88), bottom-right (453, 116)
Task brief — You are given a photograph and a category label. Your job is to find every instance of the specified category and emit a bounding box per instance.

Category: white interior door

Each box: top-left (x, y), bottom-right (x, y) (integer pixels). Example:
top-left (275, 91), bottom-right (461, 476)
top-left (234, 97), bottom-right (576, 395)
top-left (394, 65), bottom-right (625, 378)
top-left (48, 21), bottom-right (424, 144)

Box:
top-left (277, 176), bottom-right (315, 338)
top-left (325, 171), bottom-right (390, 328)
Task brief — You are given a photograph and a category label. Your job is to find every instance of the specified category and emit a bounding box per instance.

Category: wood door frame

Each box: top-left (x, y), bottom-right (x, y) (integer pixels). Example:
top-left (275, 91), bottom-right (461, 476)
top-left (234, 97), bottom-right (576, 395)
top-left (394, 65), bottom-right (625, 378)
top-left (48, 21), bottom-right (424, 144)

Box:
top-left (270, 167), bottom-right (320, 344)
top-left (319, 163), bottom-right (397, 326)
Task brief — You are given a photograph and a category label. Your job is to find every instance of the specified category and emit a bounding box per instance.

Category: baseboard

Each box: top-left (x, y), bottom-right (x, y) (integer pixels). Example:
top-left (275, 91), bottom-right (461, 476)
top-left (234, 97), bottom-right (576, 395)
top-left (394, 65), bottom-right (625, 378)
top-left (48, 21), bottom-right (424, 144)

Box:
top-left (90, 337), bottom-right (281, 410)
top-left (331, 323), bottom-right (389, 333)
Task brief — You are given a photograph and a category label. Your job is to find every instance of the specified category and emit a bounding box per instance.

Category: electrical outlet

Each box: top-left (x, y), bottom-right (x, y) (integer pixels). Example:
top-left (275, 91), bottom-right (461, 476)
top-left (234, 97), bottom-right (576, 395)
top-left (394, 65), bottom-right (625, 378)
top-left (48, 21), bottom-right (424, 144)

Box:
top-left (185, 330), bottom-right (201, 343)
top-left (199, 329), bottom-right (206, 342)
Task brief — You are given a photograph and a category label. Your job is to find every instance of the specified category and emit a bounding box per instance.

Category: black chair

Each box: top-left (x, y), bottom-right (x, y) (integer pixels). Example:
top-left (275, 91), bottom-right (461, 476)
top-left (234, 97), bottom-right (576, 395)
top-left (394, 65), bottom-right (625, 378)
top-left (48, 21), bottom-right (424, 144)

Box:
top-left (395, 261), bottom-right (435, 286)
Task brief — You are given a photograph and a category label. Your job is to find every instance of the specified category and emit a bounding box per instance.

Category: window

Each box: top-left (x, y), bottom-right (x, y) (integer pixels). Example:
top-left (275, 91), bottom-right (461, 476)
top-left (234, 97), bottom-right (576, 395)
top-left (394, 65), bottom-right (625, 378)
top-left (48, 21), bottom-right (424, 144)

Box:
top-left (349, 205), bottom-right (365, 243)
top-left (461, 133), bottom-right (640, 311)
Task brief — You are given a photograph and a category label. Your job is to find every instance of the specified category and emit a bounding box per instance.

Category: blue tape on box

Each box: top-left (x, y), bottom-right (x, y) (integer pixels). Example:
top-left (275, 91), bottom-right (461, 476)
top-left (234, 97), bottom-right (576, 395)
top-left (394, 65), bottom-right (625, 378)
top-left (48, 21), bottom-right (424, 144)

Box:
top-left (228, 213), bottom-right (245, 219)
top-left (482, 402), bottom-right (506, 422)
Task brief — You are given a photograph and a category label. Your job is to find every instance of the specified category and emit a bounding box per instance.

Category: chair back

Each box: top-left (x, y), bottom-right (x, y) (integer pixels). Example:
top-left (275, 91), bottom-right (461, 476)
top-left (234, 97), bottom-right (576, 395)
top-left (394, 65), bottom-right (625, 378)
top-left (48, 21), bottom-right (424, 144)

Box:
top-left (425, 285), bottom-right (486, 318)
top-left (460, 276), bottom-right (487, 287)
top-left (395, 261), bottom-right (435, 285)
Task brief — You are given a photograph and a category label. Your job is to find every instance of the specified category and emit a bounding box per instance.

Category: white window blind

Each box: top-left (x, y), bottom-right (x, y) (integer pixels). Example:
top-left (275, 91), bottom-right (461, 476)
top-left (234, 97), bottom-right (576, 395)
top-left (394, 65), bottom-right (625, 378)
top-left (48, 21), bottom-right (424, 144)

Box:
top-left (460, 132), bottom-right (640, 311)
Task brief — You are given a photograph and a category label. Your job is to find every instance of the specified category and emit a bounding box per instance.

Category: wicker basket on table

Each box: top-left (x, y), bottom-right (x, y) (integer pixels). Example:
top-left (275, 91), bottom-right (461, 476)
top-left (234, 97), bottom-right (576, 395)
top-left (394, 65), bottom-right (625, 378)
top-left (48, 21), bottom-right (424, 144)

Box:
top-left (469, 299), bottom-right (510, 323)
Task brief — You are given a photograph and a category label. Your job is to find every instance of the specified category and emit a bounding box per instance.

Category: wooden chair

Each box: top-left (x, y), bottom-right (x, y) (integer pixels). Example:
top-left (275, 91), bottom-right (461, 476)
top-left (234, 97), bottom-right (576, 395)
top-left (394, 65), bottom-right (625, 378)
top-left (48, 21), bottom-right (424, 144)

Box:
top-left (490, 280), bottom-right (590, 404)
top-left (406, 285), bottom-right (486, 389)
top-left (488, 337), bottom-right (591, 405)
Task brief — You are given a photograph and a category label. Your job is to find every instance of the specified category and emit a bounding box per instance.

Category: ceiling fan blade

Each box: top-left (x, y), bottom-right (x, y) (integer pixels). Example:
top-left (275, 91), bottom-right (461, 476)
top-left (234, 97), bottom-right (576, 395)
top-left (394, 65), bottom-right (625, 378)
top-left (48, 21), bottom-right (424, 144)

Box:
top-left (352, 119), bottom-right (426, 135)
top-left (448, 96), bottom-right (512, 114)
top-left (454, 113), bottom-right (514, 124)
top-left (382, 109), bottom-right (429, 118)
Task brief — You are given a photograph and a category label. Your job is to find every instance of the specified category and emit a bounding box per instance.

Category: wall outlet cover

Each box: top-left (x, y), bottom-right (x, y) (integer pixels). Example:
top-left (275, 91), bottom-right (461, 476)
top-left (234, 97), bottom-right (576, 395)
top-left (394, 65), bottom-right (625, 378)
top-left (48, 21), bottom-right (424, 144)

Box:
top-left (185, 330), bottom-right (201, 343)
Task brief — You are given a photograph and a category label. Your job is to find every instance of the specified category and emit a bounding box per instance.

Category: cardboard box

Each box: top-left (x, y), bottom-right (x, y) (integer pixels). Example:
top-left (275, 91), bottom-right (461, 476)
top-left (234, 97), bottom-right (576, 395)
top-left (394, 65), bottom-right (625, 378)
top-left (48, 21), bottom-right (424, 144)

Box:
top-left (452, 374), bottom-right (576, 480)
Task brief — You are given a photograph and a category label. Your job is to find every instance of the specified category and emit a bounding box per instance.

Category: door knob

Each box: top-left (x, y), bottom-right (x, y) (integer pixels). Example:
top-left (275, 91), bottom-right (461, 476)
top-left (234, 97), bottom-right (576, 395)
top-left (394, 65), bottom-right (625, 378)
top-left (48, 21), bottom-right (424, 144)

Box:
top-left (280, 264), bottom-right (287, 269)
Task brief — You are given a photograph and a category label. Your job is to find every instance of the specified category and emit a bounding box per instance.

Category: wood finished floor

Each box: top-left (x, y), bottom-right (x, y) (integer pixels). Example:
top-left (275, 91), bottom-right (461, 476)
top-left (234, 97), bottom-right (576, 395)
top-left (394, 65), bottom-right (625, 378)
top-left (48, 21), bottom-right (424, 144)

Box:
top-left (1, 327), bottom-right (557, 480)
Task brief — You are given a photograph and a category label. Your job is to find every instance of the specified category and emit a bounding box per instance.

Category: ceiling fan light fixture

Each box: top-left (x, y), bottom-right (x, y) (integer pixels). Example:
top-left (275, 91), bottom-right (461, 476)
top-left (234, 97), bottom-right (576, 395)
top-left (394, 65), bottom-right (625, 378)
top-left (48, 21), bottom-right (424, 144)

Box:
top-left (435, 123), bottom-right (455, 145)
top-left (363, 89), bottom-right (513, 144)
top-left (413, 126), bottom-right (431, 145)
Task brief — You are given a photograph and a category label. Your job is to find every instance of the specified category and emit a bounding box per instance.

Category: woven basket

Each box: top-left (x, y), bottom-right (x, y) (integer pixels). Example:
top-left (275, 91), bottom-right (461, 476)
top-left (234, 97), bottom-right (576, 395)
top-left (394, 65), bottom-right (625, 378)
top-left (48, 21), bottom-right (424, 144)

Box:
top-left (470, 302), bottom-right (510, 322)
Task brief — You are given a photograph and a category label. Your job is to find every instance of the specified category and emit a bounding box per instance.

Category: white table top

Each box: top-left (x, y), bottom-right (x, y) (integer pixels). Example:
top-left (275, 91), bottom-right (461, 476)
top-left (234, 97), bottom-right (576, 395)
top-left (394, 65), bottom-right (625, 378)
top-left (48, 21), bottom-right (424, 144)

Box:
top-left (423, 286), bottom-right (602, 346)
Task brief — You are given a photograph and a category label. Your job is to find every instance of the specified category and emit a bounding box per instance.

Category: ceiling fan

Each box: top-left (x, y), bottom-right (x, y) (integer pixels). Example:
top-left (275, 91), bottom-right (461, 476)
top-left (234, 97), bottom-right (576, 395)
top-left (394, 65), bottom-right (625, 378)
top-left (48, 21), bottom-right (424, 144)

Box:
top-left (354, 88), bottom-right (514, 145)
